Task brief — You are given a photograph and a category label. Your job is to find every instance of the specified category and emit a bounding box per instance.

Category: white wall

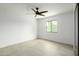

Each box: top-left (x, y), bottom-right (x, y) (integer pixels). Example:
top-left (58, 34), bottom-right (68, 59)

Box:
top-left (0, 4), bottom-right (37, 48)
top-left (37, 11), bottom-right (74, 45)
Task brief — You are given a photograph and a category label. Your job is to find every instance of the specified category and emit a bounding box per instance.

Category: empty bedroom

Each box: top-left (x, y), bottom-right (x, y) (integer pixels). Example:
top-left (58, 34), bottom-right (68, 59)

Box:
top-left (0, 3), bottom-right (78, 56)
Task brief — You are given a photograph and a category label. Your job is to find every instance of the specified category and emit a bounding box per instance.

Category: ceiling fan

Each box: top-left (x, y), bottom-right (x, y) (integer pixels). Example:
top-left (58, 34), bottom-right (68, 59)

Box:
top-left (31, 7), bottom-right (48, 17)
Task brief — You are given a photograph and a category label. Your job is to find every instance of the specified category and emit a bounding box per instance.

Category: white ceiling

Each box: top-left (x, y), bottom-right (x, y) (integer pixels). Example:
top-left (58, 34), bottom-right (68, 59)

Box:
top-left (25, 3), bottom-right (75, 18)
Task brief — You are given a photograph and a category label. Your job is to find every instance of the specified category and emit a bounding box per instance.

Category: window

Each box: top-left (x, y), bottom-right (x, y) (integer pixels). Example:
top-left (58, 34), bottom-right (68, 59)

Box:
top-left (46, 21), bottom-right (57, 32)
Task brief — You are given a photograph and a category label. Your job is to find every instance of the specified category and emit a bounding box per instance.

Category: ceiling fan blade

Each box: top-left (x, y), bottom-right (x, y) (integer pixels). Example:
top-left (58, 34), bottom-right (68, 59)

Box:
top-left (31, 8), bottom-right (36, 13)
top-left (39, 14), bottom-right (45, 16)
top-left (40, 11), bottom-right (48, 13)
top-left (34, 14), bottom-right (45, 17)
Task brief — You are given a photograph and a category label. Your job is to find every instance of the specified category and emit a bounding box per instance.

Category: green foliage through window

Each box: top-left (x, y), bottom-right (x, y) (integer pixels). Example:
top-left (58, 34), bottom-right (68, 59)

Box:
top-left (46, 21), bottom-right (57, 32)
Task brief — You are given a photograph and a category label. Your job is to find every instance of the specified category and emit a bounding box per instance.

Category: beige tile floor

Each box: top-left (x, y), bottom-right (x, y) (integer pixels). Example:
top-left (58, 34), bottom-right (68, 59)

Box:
top-left (0, 39), bottom-right (74, 56)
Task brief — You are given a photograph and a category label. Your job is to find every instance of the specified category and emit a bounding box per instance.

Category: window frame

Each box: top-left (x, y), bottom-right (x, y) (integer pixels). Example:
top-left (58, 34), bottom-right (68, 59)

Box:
top-left (46, 20), bottom-right (58, 33)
